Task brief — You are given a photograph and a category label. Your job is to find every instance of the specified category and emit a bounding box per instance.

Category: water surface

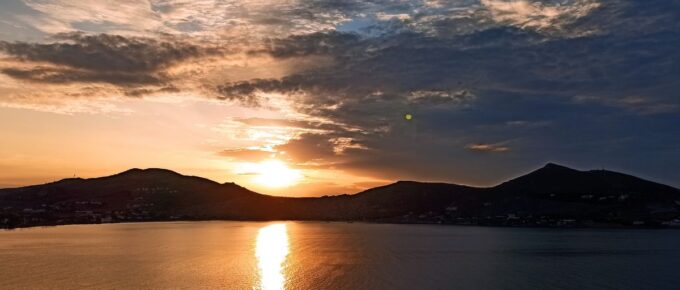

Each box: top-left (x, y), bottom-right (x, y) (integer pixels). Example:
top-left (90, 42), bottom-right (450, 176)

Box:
top-left (0, 221), bottom-right (678, 289)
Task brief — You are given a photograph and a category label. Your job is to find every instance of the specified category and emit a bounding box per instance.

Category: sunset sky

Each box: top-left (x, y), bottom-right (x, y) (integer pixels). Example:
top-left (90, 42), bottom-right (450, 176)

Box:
top-left (0, 0), bottom-right (679, 196)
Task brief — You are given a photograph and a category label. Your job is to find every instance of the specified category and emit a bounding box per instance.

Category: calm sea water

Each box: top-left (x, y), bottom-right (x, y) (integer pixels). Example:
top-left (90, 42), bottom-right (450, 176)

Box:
top-left (0, 221), bottom-right (679, 289)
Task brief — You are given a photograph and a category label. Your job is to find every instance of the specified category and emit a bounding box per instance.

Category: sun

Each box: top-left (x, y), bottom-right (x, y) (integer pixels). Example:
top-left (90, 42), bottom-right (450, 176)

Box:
top-left (251, 160), bottom-right (302, 188)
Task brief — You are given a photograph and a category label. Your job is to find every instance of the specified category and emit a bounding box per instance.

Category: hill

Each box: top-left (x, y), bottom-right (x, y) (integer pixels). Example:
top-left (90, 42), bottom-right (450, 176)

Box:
top-left (1, 164), bottom-right (679, 228)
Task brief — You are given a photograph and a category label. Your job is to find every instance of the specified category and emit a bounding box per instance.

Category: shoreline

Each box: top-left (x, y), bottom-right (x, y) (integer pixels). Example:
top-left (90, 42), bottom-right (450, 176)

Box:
top-left (2, 218), bottom-right (678, 231)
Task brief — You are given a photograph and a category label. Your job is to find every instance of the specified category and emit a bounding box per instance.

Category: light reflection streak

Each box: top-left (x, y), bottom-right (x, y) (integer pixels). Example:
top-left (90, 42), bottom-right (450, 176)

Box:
top-left (255, 223), bottom-right (289, 290)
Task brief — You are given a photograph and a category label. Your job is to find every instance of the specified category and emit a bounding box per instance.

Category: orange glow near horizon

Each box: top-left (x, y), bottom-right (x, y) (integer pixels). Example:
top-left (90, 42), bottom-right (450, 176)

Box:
top-left (255, 223), bottom-right (290, 290)
top-left (0, 103), bottom-right (389, 197)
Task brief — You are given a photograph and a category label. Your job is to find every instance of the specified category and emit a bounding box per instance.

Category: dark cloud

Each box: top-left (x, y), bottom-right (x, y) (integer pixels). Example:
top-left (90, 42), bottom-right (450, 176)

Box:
top-left (275, 133), bottom-right (340, 164)
top-left (215, 78), bottom-right (286, 107)
top-left (0, 32), bottom-right (219, 72)
top-left (259, 31), bottom-right (361, 58)
top-left (214, 0), bottom-right (680, 186)
top-left (0, 67), bottom-right (164, 85)
top-left (122, 85), bottom-right (181, 97)
top-left (0, 32), bottom-right (224, 92)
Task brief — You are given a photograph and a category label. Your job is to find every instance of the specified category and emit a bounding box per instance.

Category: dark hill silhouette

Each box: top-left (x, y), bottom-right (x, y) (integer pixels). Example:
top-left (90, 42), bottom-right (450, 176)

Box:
top-left (494, 163), bottom-right (678, 197)
top-left (0, 168), bottom-right (259, 213)
top-left (1, 164), bottom-right (679, 228)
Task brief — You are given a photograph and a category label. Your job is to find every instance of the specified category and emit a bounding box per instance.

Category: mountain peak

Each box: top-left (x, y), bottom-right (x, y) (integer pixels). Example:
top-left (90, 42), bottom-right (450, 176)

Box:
top-left (531, 163), bottom-right (582, 175)
top-left (115, 168), bottom-right (182, 177)
top-left (493, 162), bottom-right (680, 196)
top-left (542, 162), bottom-right (573, 170)
top-left (491, 163), bottom-right (584, 192)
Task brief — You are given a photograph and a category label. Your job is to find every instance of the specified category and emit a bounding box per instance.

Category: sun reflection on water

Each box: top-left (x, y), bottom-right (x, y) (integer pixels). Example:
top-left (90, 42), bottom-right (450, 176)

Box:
top-left (255, 223), bottom-right (289, 290)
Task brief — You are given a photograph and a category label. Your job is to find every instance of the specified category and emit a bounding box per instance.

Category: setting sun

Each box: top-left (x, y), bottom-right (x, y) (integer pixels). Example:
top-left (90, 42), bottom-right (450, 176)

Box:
top-left (243, 160), bottom-right (302, 188)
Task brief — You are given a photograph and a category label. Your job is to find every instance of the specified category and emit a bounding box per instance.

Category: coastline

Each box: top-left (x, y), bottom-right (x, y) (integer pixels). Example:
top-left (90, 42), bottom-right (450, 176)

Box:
top-left (2, 218), bottom-right (678, 231)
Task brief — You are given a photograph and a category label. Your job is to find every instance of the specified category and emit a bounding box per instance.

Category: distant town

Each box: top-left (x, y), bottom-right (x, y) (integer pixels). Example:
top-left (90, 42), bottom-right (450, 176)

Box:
top-left (3, 188), bottom-right (680, 229)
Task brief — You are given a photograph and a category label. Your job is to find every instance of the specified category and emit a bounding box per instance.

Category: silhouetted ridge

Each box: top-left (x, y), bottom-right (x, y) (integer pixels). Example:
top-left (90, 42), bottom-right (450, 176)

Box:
top-left (541, 162), bottom-right (576, 171)
top-left (1, 164), bottom-right (679, 229)
top-left (97, 168), bottom-right (223, 187)
top-left (110, 168), bottom-right (184, 178)
top-left (494, 163), bottom-right (678, 196)
top-left (493, 163), bottom-right (593, 193)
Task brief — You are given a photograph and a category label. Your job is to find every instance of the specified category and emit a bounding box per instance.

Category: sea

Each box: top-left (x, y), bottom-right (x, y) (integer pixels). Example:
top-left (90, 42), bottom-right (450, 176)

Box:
top-left (0, 221), bottom-right (678, 289)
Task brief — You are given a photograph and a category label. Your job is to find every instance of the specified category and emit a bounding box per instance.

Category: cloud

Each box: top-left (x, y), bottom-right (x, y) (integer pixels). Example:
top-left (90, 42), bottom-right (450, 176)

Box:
top-left (376, 13), bottom-right (412, 21)
top-left (0, 32), bottom-right (220, 73)
top-left (207, 4), bottom-right (680, 182)
top-left (274, 133), bottom-right (341, 164)
top-left (0, 67), bottom-right (165, 85)
top-left (466, 143), bottom-right (510, 153)
top-left (407, 90), bottom-right (476, 106)
top-left (480, 0), bottom-right (601, 36)
top-left (0, 32), bottom-right (228, 100)
top-left (573, 95), bottom-right (679, 115)
top-left (231, 117), bottom-right (343, 133)
top-left (21, 0), bottom-right (162, 34)
top-left (1, 0), bottom-right (680, 187)
top-left (0, 87), bottom-right (134, 114)
top-left (258, 30), bottom-right (361, 58)
top-left (505, 120), bottom-right (551, 128)
top-left (329, 137), bottom-right (368, 154)
top-left (218, 131), bottom-right (368, 170)
top-left (215, 79), bottom-right (284, 107)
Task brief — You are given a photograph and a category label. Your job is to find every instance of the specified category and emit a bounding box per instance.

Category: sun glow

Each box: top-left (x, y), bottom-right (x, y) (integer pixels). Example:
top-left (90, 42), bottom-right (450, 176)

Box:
top-left (255, 223), bottom-right (290, 290)
top-left (241, 159), bottom-right (302, 188)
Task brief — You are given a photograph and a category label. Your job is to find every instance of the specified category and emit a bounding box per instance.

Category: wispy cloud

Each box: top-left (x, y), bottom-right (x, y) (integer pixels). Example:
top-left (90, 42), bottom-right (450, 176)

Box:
top-left (573, 95), bottom-right (679, 115)
top-left (480, 0), bottom-right (601, 36)
top-left (407, 90), bottom-right (476, 106)
top-left (466, 142), bottom-right (510, 153)
top-left (22, 0), bottom-right (163, 35)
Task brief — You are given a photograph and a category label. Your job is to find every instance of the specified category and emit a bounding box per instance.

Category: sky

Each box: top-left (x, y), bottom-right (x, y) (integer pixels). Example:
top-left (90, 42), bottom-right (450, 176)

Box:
top-left (0, 0), bottom-right (679, 196)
